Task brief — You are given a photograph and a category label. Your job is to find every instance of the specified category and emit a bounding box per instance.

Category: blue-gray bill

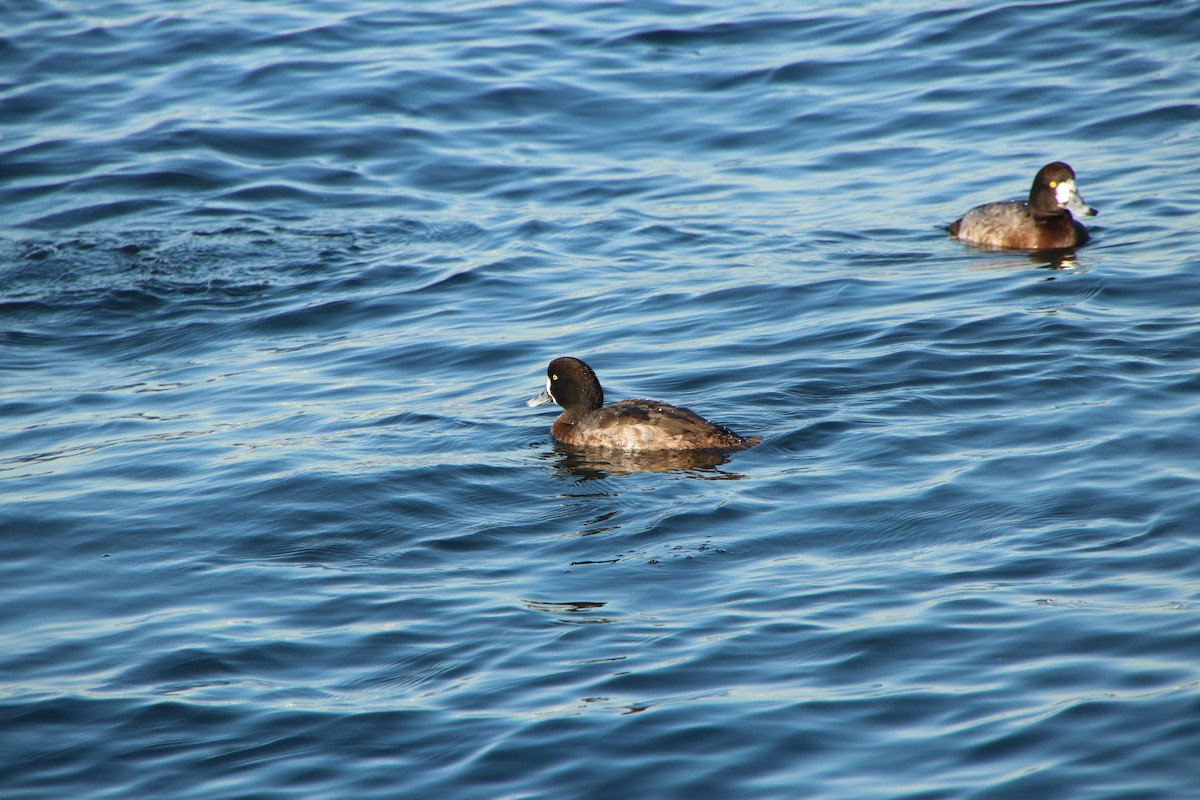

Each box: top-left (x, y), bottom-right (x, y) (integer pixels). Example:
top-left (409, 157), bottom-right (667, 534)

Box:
top-left (526, 388), bottom-right (553, 407)
top-left (1058, 178), bottom-right (1097, 218)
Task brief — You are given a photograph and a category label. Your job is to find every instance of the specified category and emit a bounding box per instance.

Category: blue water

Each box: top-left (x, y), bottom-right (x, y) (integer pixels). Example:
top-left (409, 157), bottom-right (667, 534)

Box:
top-left (3, 1), bottom-right (1200, 798)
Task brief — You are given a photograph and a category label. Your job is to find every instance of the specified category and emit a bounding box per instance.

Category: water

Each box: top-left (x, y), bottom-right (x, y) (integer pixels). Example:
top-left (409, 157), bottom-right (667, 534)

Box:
top-left (3, 1), bottom-right (1200, 798)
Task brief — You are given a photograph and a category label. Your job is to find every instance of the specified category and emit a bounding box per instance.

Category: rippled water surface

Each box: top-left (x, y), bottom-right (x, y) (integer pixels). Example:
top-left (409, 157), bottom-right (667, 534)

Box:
top-left (4, 1), bottom-right (1200, 798)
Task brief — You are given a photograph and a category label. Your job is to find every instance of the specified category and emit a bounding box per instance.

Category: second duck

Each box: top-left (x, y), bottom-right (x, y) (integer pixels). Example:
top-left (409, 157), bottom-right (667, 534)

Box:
top-left (527, 356), bottom-right (760, 452)
top-left (946, 161), bottom-right (1098, 250)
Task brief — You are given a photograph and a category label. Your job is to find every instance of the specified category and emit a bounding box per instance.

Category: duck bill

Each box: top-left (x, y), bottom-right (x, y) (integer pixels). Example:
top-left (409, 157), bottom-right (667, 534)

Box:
top-left (1057, 179), bottom-right (1098, 217)
top-left (526, 388), bottom-right (553, 408)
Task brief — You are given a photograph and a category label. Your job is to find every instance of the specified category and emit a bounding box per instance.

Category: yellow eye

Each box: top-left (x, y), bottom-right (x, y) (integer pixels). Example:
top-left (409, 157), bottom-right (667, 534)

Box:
top-left (551, 374), bottom-right (558, 381)
top-left (1049, 180), bottom-right (1058, 188)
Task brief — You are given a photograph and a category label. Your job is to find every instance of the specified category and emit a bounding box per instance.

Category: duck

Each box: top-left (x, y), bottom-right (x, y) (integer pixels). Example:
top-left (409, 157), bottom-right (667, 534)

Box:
top-left (526, 356), bottom-right (760, 452)
top-left (946, 161), bottom-right (1098, 250)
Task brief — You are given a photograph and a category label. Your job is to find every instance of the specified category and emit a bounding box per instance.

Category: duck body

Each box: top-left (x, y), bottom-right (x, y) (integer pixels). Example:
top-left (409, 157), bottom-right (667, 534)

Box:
top-left (947, 161), bottom-right (1097, 250)
top-left (550, 397), bottom-right (757, 451)
top-left (527, 357), bottom-right (760, 453)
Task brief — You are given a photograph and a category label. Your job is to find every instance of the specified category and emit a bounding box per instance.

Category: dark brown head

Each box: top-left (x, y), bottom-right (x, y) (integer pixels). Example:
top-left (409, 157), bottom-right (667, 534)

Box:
top-left (1029, 162), bottom-right (1098, 219)
top-left (526, 356), bottom-right (604, 412)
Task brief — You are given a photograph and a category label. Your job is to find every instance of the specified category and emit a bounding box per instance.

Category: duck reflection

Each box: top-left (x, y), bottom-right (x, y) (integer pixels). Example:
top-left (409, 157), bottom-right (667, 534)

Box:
top-left (1035, 249), bottom-right (1084, 275)
top-left (961, 247), bottom-right (1088, 275)
top-left (541, 442), bottom-right (750, 480)
top-left (522, 598), bottom-right (614, 624)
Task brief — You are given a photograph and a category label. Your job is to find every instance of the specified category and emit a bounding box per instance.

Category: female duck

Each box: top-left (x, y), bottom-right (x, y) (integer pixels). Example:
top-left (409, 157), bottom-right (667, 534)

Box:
top-left (946, 161), bottom-right (1098, 249)
top-left (526, 356), bottom-right (760, 452)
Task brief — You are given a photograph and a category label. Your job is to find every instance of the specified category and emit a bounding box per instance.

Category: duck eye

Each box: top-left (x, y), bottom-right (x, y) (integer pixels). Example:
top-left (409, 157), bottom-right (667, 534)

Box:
top-left (1049, 180), bottom-right (1058, 188)
top-left (551, 374), bottom-right (558, 381)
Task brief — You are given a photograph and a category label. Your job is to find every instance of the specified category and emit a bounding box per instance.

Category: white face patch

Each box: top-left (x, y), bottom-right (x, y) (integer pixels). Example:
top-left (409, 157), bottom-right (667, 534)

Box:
top-left (1054, 178), bottom-right (1097, 217)
top-left (1055, 179), bottom-right (1077, 206)
top-left (526, 375), bottom-right (556, 408)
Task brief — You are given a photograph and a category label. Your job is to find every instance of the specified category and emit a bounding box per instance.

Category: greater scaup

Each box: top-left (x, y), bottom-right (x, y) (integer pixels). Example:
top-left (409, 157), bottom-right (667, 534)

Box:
top-left (946, 161), bottom-right (1098, 250)
top-left (526, 356), bottom-right (760, 452)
